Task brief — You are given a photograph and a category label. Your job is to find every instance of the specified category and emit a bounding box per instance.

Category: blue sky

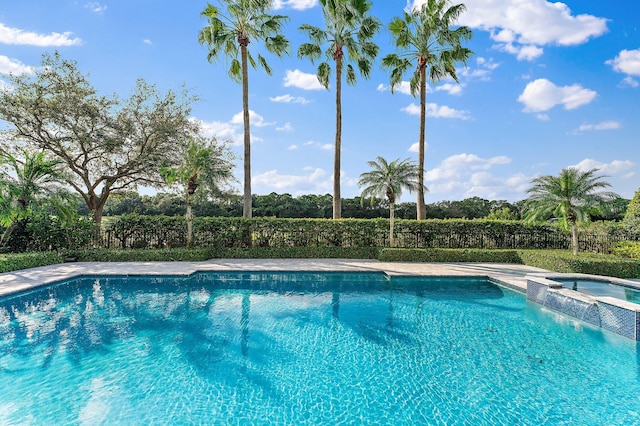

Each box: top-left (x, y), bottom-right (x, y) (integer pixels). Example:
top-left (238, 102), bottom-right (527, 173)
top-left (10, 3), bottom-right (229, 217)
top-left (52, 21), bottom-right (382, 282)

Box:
top-left (1, 0), bottom-right (638, 203)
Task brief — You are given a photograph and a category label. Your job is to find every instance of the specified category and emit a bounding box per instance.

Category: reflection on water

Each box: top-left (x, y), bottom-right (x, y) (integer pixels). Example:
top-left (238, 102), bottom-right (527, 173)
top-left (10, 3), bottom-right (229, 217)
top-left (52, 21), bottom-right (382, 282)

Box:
top-left (0, 273), bottom-right (639, 425)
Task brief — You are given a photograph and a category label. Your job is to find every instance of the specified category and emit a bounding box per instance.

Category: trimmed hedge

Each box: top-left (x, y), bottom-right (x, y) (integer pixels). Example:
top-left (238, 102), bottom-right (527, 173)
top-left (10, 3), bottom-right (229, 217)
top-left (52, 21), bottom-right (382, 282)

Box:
top-left (65, 248), bottom-right (215, 262)
top-left (516, 250), bottom-right (640, 279)
top-left (2, 247), bottom-right (639, 279)
top-left (379, 248), bottom-right (522, 263)
top-left (380, 248), bottom-right (640, 279)
top-left (65, 246), bottom-right (380, 262)
top-left (0, 251), bottom-right (65, 273)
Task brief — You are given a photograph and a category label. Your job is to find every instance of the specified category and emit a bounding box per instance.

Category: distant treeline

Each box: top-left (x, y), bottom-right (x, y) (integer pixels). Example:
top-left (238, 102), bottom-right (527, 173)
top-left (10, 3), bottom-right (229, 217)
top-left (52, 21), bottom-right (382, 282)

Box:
top-left (72, 191), bottom-right (629, 221)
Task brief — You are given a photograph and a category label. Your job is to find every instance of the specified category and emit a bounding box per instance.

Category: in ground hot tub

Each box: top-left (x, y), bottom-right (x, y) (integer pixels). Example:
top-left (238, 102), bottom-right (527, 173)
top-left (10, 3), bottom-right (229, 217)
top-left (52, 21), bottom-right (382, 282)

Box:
top-left (526, 273), bottom-right (640, 340)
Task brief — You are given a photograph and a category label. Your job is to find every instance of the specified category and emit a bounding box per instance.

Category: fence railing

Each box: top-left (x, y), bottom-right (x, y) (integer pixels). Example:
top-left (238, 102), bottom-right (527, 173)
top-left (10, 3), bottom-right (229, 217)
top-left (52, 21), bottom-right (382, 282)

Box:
top-left (95, 216), bottom-right (639, 254)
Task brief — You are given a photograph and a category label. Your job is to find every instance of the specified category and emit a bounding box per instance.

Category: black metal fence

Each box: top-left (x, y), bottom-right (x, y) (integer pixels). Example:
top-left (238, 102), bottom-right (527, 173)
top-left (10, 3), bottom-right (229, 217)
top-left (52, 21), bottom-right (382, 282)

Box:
top-left (95, 216), bottom-right (639, 254)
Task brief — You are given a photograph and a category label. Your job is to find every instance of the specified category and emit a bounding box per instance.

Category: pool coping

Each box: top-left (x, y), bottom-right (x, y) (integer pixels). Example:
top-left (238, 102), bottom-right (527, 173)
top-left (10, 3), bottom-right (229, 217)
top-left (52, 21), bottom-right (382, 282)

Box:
top-left (0, 259), bottom-right (551, 297)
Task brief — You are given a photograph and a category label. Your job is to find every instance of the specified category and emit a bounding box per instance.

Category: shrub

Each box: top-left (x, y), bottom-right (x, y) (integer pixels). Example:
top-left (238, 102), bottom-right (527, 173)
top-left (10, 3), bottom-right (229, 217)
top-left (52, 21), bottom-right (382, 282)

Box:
top-left (379, 248), bottom-right (522, 263)
top-left (516, 250), bottom-right (640, 279)
top-left (623, 188), bottom-right (640, 230)
top-left (0, 251), bottom-right (64, 273)
top-left (611, 241), bottom-right (640, 260)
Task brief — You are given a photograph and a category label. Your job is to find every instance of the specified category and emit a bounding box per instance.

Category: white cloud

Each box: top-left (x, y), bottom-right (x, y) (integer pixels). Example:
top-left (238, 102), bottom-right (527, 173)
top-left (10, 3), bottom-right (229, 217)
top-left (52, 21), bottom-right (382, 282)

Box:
top-left (436, 83), bottom-right (464, 95)
top-left (0, 55), bottom-right (33, 75)
top-left (402, 102), bottom-right (471, 120)
top-left (420, 153), bottom-right (528, 200)
top-left (409, 141), bottom-right (428, 153)
top-left (572, 120), bottom-right (621, 134)
top-left (143, 39), bottom-right (152, 45)
top-left (302, 140), bottom-right (333, 151)
top-left (377, 81), bottom-right (422, 96)
top-left (425, 153), bottom-right (511, 182)
top-left (283, 69), bottom-right (324, 90)
top-left (459, 57), bottom-right (500, 82)
top-left (288, 144), bottom-right (298, 150)
top-left (85, 2), bottom-right (107, 13)
top-left (191, 115), bottom-right (264, 146)
top-left (571, 159), bottom-right (635, 176)
top-left (622, 77), bottom-right (639, 88)
top-left (410, 0), bottom-right (607, 61)
top-left (269, 94), bottom-right (311, 104)
top-left (0, 23), bottom-right (82, 46)
top-left (272, 0), bottom-right (318, 10)
top-left (253, 167), bottom-right (357, 195)
top-left (253, 168), bottom-right (330, 194)
top-left (518, 78), bottom-right (596, 113)
top-left (230, 110), bottom-right (274, 127)
top-left (276, 122), bottom-right (293, 132)
top-left (606, 49), bottom-right (640, 82)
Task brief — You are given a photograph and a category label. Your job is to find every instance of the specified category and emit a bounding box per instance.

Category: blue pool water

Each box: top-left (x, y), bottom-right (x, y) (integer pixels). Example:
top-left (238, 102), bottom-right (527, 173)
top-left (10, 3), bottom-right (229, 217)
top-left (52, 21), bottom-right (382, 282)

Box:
top-left (554, 278), bottom-right (640, 304)
top-left (1, 272), bottom-right (640, 425)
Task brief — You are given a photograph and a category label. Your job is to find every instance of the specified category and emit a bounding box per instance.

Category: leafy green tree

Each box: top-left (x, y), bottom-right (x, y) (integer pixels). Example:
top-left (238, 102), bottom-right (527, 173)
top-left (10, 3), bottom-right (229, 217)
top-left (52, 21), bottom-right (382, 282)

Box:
top-left (199, 0), bottom-right (290, 219)
top-left (0, 53), bottom-right (195, 234)
top-left (298, 0), bottom-right (381, 219)
top-left (359, 156), bottom-right (420, 247)
top-left (524, 167), bottom-right (618, 255)
top-left (0, 149), bottom-right (72, 249)
top-left (589, 197), bottom-right (629, 222)
top-left (382, 0), bottom-right (472, 219)
top-left (161, 136), bottom-right (236, 246)
top-left (623, 188), bottom-right (640, 230)
top-left (486, 207), bottom-right (517, 221)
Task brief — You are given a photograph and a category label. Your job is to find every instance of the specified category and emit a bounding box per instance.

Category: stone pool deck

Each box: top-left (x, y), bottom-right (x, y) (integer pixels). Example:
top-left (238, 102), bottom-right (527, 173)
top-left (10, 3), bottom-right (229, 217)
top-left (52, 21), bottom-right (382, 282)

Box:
top-left (0, 259), bottom-right (550, 297)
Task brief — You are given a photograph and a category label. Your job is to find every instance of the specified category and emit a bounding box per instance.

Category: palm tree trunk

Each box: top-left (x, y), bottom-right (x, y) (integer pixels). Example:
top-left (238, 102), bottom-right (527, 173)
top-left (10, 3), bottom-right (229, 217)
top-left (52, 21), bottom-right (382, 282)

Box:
top-left (186, 194), bottom-right (193, 247)
top-left (417, 65), bottom-right (427, 220)
top-left (241, 43), bottom-right (252, 219)
top-left (333, 56), bottom-right (343, 220)
top-left (389, 201), bottom-right (395, 247)
top-left (571, 223), bottom-right (579, 255)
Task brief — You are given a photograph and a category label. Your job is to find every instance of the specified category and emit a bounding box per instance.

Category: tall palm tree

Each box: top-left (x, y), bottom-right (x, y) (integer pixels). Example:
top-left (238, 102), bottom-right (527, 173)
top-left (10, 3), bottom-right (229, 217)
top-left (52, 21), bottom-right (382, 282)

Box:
top-left (199, 1), bottom-right (289, 219)
top-left (524, 167), bottom-right (618, 255)
top-left (161, 136), bottom-right (236, 247)
top-left (382, 0), bottom-right (472, 220)
top-left (298, 0), bottom-right (381, 219)
top-left (359, 156), bottom-right (420, 247)
top-left (0, 149), bottom-right (68, 245)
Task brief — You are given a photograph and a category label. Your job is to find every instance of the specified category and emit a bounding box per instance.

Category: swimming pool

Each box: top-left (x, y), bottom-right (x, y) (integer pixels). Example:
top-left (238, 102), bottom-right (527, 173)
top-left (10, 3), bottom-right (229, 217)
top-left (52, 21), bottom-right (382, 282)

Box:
top-left (1, 272), bottom-right (639, 424)
top-left (553, 277), bottom-right (640, 304)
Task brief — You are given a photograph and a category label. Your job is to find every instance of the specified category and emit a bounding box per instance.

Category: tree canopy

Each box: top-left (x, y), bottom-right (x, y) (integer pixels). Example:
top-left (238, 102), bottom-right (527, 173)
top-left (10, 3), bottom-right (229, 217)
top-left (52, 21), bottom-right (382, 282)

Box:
top-left (623, 188), bottom-right (640, 230)
top-left (0, 52), bottom-right (196, 228)
top-left (524, 167), bottom-right (618, 255)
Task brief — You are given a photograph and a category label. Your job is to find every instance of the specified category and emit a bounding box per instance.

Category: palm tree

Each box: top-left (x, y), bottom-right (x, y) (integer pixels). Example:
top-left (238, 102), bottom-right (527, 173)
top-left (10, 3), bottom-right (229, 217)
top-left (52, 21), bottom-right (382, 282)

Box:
top-left (298, 0), bottom-right (381, 219)
top-left (381, 0), bottom-right (472, 220)
top-left (0, 149), bottom-right (68, 246)
top-left (161, 136), bottom-right (236, 247)
top-left (359, 156), bottom-right (420, 247)
top-left (199, 1), bottom-right (289, 219)
top-left (524, 167), bottom-right (618, 255)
